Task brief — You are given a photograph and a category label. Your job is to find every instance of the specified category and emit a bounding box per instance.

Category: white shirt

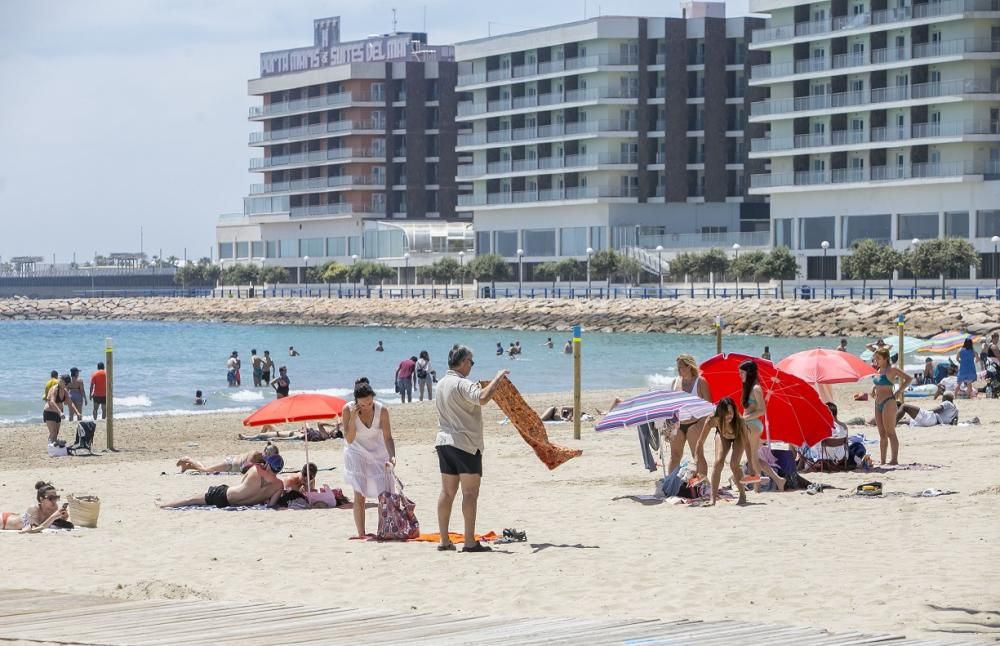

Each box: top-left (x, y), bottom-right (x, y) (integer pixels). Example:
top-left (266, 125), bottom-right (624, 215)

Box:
top-left (435, 370), bottom-right (484, 455)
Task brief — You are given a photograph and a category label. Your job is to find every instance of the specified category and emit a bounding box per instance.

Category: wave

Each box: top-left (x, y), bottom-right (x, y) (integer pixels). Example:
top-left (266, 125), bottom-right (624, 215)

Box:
top-left (646, 372), bottom-right (676, 389)
top-left (227, 390), bottom-right (267, 402)
top-left (300, 387), bottom-right (396, 399)
top-left (116, 395), bottom-right (153, 408)
top-left (116, 406), bottom-right (253, 420)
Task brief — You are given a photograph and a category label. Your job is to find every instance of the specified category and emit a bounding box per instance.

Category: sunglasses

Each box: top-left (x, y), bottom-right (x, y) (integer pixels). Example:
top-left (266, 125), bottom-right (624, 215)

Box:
top-left (46, 495), bottom-right (60, 501)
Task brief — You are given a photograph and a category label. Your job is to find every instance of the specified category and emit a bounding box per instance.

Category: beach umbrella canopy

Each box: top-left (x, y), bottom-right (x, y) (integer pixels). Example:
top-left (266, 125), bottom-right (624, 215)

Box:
top-left (860, 336), bottom-right (929, 360)
top-left (242, 393), bottom-right (346, 427)
top-left (699, 353), bottom-right (833, 446)
top-left (595, 390), bottom-right (716, 432)
top-left (917, 331), bottom-right (981, 355)
top-left (776, 348), bottom-right (876, 385)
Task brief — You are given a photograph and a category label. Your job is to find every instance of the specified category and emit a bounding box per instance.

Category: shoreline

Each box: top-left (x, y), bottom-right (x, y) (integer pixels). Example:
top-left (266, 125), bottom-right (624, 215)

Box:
top-left (1, 296), bottom-right (998, 337)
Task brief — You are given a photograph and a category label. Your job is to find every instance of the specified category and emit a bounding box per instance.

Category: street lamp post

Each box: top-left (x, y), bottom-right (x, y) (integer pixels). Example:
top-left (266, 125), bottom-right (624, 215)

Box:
top-left (303, 256), bottom-right (309, 293)
top-left (655, 245), bottom-right (663, 292)
top-left (458, 250), bottom-right (465, 298)
top-left (732, 242), bottom-right (741, 299)
top-left (820, 240), bottom-right (830, 299)
top-left (351, 254), bottom-right (358, 296)
top-left (586, 247), bottom-right (594, 297)
top-left (516, 248), bottom-right (524, 298)
top-left (992, 235), bottom-right (1000, 294)
top-left (403, 252), bottom-right (410, 296)
top-left (911, 238), bottom-right (920, 294)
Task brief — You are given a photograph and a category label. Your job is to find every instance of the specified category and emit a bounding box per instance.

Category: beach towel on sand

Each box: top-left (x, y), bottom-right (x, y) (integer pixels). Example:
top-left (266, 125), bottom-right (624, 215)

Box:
top-left (484, 377), bottom-right (582, 470)
top-left (413, 532), bottom-right (498, 543)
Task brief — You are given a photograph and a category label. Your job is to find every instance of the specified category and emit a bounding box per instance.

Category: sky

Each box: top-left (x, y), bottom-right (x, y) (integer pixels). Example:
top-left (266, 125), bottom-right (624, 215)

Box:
top-left (0, 0), bottom-right (751, 263)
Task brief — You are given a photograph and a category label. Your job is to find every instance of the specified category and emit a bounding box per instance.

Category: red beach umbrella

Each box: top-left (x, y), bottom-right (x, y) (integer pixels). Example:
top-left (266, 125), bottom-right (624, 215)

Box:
top-left (699, 353), bottom-right (833, 447)
top-left (776, 348), bottom-right (877, 385)
top-left (242, 393), bottom-right (346, 426)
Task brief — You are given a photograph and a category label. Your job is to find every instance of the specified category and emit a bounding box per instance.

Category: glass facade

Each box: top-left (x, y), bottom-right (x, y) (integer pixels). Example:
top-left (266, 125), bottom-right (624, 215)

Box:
top-left (842, 214), bottom-right (890, 247)
top-left (327, 237), bottom-right (346, 257)
top-left (495, 231), bottom-right (518, 257)
top-left (944, 212), bottom-right (969, 238)
top-left (236, 242), bottom-right (250, 258)
top-left (590, 226), bottom-right (606, 251)
top-left (279, 239), bottom-right (297, 258)
top-left (265, 241), bottom-right (277, 258)
top-left (523, 229), bottom-right (556, 257)
top-left (299, 238), bottom-right (324, 258)
top-left (560, 227), bottom-right (587, 256)
top-left (251, 241), bottom-right (264, 258)
top-left (218, 242), bottom-right (234, 259)
top-left (347, 236), bottom-right (362, 257)
top-left (774, 219), bottom-right (793, 248)
top-left (799, 217), bottom-right (835, 249)
top-left (475, 231), bottom-right (491, 254)
top-left (977, 210), bottom-right (1000, 238)
top-left (898, 213), bottom-right (938, 240)
top-left (245, 196), bottom-right (289, 215)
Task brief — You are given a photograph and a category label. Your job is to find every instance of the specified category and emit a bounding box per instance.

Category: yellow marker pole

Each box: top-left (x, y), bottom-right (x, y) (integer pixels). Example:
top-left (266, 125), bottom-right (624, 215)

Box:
top-left (714, 316), bottom-right (724, 355)
top-left (573, 325), bottom-right (582, 440)
top-left (896, 314), bottom-right (905, 405)
top-left (105, 337), bottom-right (115, 451)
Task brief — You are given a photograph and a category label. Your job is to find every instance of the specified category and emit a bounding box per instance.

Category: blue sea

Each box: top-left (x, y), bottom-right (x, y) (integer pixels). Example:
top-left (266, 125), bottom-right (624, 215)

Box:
top-left (0, 320), bottom-right (864, 424)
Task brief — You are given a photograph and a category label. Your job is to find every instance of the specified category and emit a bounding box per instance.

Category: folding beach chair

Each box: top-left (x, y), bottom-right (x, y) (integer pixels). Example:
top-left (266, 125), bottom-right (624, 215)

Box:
top-left (68, 422), bottom-right (97, 456)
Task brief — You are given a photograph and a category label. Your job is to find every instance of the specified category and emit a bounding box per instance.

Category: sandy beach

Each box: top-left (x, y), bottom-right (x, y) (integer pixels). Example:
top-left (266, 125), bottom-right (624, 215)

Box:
top-left (1, 385), bottom-right (997, 643)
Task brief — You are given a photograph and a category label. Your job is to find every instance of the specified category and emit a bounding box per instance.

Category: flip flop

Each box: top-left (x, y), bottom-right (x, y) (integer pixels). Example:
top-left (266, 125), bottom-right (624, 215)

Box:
top-left (461, 542), bottom-right (493, 553)
top-left (741, 475), bottom-right (761, 484)
top-left (437, 543), bottom-right (456, 551)
top-left (687, 475), bottom-right (705, 488)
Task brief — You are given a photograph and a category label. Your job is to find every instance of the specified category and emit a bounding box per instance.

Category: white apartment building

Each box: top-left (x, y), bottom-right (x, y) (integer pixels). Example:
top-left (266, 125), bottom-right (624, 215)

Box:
top-left (748, 0), bottom-right (1000, 282)
top-left (454, 5), bottom-right (772, 278)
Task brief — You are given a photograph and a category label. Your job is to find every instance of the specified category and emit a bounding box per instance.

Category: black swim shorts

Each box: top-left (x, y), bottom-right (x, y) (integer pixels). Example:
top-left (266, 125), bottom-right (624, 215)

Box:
top-left (204, 484), bottom-right (230, 508)
top-left (436, 445), bottom-right (483, 476)
top-left (42, 410), bottom-right (62, 423)
top-left (92, 396), bottom-right (106, 405)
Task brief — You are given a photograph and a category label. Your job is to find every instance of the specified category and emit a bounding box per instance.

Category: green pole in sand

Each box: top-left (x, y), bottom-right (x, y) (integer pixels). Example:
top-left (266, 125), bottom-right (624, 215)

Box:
top-left (714, 316), bottom-right (724, 355)
top-left (896, 314), bottom-right (905, 405)
top-left (573, 325), bottom-right (582, 440)
top-left (105, 337), bottom-right (115, 451)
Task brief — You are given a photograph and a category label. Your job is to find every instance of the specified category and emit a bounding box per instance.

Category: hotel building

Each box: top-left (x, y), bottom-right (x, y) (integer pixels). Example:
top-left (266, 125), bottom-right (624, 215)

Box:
top-left (454, 3), bottom-right (770, 277)
top-left (216, 17), bottom-right (471, 279)
top-left (748, 0), bottom-right (1000, 281)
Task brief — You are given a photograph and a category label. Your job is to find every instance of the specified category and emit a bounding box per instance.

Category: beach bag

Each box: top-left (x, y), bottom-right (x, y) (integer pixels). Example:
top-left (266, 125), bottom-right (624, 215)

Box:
top-left (47, 442), bottom-right (68, 458)
top-left (377, 465), bottom-right (419, 540)
top-left (69, 422), bottom-right (97, 455)
top-left (68, 494), bottom-right (101, 528)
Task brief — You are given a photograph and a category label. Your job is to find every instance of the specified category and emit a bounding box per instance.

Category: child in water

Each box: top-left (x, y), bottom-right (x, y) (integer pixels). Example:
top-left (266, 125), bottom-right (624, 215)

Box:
top-left (194, 390), bottom-right (206, 406)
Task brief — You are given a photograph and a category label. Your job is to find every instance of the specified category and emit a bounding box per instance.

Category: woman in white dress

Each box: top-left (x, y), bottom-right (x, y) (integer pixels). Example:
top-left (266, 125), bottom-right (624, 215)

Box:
top-left (341, 379), bottom-right (396, 538)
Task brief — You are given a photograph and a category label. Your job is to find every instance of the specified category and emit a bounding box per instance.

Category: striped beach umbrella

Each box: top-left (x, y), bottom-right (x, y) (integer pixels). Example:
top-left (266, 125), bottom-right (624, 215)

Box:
top-left (917, 330), bottom-right (981, 355)
top-left (595, 390), bottom-right (716, 432)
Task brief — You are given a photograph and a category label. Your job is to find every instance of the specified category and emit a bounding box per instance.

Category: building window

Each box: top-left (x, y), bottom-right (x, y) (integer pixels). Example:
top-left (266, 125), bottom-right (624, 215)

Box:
top-left (218, 242), bottom-right (234, 259)
top-left (560, 227), bottom-right (587, 256)
top-left (326, 237), bottom-right (346, 257)
top-left (842, 214), bottom-right (890, 247)
top-left (807, 256), bottom-right (837, 281)
top-left (495, 231), bottom-right (518, 257)
top-left (944, 212), bottom-right (969, 238)
top-left (265, 241), bottom-right (277, 258)
top-left (976, 210), bottom-right (1000, 238)
top-left (347, 236), bottom-right (362, 257)
top-left (475, 231), bottom-right (491, 254)
top-left (523, 229), bottom-right (556, 257)
top-left (299, 238), bottom-right (324, 257)
top-left (590, 226), bottom-right (606, 251)
top-left (235, 242), bottom-right (250, 258)
top-left (279, 240), bottom-right (297, 258)
top-left (251, 241), bottom-right (264, 258)
top-left (799, 216), bottom-right (835, 249)
top-left (898, 213), bottom-right (938, 240)
top-left (775, 219), bottom-right (793, 248)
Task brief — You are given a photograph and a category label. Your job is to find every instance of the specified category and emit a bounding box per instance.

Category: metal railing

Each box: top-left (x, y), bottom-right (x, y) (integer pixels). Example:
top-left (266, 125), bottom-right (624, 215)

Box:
top-left (457, 119), bottom-right (635, 147)
top-left (250, 175), bottom-right (385, 195)
top-left (457, 152), bottom-right (639, 178)
top-left (457, 53), bottom-right (640, 86)
top-left (752, 119), bottom-right (1000, 153)
top-left (751, 160), bottom-right (974, 189)
top-left (249, 147), bottom-right (383, 170)
top-left (288, 203), bottom-right (376, 218)
top-left (752, 78), bottom-right (996, 117)
top-left (457, 86), bottom-right (640, 117)
top-left (457, 185), bottom-right (635, 207)
top-left (249, 119), bottom-right (384, 144)
top-left (248, 91), bottom-right (375, 119)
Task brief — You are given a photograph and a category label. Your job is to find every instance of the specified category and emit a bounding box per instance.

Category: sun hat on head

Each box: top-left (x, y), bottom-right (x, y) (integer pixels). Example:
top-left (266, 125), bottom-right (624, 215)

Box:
top-left (264, 454), bottom-right (284, 473)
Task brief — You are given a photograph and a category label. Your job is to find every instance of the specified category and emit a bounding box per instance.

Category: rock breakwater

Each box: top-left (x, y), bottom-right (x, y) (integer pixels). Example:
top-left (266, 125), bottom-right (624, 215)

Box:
top-left (0, 297), bottom-right (996, 338)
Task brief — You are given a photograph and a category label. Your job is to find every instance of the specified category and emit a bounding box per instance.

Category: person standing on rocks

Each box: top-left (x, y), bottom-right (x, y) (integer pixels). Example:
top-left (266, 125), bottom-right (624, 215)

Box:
top-left (261, 351), bottom-right (274, 386)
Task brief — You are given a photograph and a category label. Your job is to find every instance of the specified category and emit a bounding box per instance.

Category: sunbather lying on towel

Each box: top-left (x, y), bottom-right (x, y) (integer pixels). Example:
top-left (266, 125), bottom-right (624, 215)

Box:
top-left (897, 393), bottom-right (959, 427)
top-left (176, 443), bottom-right (280, 474)
top-left (159, 455), bottom-right (285, 509)
top-left (282, 463), bottom-right (318, 493)
top-left (239, 422), bottom-right (342, 442)
top-left (539, 406), bottom-right (590, 422)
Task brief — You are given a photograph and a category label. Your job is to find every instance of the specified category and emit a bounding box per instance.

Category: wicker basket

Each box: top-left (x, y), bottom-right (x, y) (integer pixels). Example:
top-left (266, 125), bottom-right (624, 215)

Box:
top-left (68, 494), bottom-right (101, 528)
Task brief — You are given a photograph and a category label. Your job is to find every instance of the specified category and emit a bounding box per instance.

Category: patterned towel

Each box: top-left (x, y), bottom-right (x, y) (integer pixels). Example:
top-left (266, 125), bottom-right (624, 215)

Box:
top-left (484, 377), bottom-right (582, 470)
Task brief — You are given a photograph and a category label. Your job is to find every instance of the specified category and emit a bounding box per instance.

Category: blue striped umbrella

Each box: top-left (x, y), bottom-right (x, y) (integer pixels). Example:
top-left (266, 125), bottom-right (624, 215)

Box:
top-left (595, 390), bottom-right (716, 432)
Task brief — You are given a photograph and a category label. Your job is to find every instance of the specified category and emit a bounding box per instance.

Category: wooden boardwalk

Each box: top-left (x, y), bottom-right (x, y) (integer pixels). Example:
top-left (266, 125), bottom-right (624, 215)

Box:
top-left (0, 589), bottom-right (982, 645)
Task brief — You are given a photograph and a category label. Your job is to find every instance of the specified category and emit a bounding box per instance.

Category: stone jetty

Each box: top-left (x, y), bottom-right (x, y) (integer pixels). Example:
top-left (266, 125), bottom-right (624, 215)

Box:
top-left (0, 296), bottom-right (996, 338)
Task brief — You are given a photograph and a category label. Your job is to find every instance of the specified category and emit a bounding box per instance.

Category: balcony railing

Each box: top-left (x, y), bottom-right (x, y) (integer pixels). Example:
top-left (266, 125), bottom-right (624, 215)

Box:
top-left (457, 119), bottom-right (635, 147)
top-left (632, 230), bottom-right (771, 250)
top-left (752, 38), bottom-right (1000, 80)
top-left (457, 86), bottom-right (640, 117)
top-left (250, 175), bottom-right (386, 195)
top-left (289, 202), bottom-right (376, 218)
top-left (249, 119), bottom-right (384, 144)
top-left (751, 78), bottom-right (997, 118)
top-left (457, 185), bottom-right (634, 206)
top-left (457, 53), bottom-right (640, 86)
top-left (751, 160), bottom-right (975, 189)
top-left (751, 0), bottom-right (1000, 46)
top-left (456, 153), bottom-right (639, 178)
top-left (752, 119), bottom-right (1000, 153)
top-left (249, 147), bottom-right (383, 170)
top-left (248, 91), bottom-right (373, 119)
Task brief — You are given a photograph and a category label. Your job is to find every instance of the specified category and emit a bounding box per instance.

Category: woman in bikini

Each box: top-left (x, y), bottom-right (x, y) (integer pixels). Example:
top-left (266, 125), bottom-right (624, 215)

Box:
top-left (176, 444), bottom-right (278, 474)
top-left (702, 397), bottom-right (749, 506)
top-left (2, 481), bottom-right (71, 532)
top-left (738, 360), bottom-right (785, 492)
top-left (670, 354), bottom-right (712, 484)
top-left (67, 368), bottom-right (87, 422)
top-left (871, 347), bottom-right (912, 465)
top-left (43, 375), bottom-right (80, 444)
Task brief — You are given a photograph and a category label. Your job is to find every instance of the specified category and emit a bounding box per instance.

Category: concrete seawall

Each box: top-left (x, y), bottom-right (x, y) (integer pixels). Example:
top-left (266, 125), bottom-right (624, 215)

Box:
top-left (1, 297), bottom-right (996, 338)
